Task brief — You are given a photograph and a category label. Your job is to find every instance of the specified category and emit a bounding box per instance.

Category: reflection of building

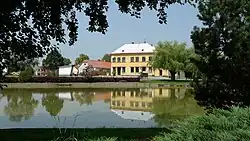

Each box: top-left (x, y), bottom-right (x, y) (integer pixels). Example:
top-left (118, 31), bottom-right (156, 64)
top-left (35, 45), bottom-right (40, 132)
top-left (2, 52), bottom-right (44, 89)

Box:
top-left (110, 88), bottom-right (170, 111)
top-left (58, 92), bottom-right (74, 101)
top-left (110, 88), bottom-right (171, 121)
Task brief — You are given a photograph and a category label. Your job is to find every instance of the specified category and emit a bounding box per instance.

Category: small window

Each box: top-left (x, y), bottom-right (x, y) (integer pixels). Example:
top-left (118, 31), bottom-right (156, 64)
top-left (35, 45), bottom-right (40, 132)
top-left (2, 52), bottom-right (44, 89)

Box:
top-left (135, 102), bottom-right (139, 107)
top-left (117, 101), bottom-right (121, 106)
top-left (117, 57), bottom-right (121, 62)
top-left (135, 57), bottom-right (139, 62)
top-left (135, 67), bottom-right (139, 73)
top-left (130, 101), bottom-right (134, 107)
top-left (159, 88), bottom-right (163, 95)
top-left (142, 57), bottom-right (146, 62)
top-left (141, 49), bottom-right (144, 51)
top-left (112, 101), bottom-right (116, 106)
top-left (142, 102), bottom-right (146, 107)
top-left (122, 67), bottom-right (126, 73)
top-left (122, 50), bottom-right (124, 52)
top-left (122, 101), bottom-right (125, 106)
top-left (130, 67), bottom-right (134, 73)
top-left (142, 67), bottom-right (146, 71)
top-left (122, 57), bottom-right (126, 62)
top-left (130, 57), bottom-right (134, 62)
top-left (112, 57), bottom-right (116, 62)
top-left (148, 67), bottom-right (152, 73)
top-left (149, 57), bottom-right (152, 61)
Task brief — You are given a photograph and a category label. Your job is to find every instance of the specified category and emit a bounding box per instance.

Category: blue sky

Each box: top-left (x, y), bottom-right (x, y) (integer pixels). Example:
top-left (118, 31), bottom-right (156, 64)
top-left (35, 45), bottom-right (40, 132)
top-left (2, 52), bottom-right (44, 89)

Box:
top-left (58, 1), bottom-right (202, 62)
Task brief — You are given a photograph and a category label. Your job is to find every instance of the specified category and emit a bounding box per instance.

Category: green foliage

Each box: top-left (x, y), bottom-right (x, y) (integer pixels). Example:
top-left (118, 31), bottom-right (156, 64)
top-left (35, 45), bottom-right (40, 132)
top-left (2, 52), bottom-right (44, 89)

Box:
top-left (63, 58), bottom-right (71, 66)
top-left (151, 41), bottom-right (190, 80)
top-left (75, 54), bottom-right (89, 65)
top-left (42, 49), bottom-right (66, 70)
top-left (153, 107), bottom-right (250, 141)
top-left (0, 0), bottom-right (196, 80)
top-left (102, 54), bottom-right (111, 62)
top-left (18, 67), bottom-right (34, 82)
top-left (7, 59), bottom-right (39, 74)
top-left (191, 0), bottom-right (250, 109)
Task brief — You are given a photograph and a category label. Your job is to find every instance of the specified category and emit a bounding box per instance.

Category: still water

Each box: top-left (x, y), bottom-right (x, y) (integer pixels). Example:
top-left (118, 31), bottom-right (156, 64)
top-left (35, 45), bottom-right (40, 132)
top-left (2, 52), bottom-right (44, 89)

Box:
top-left (0, 88), bottom-right (204, 129)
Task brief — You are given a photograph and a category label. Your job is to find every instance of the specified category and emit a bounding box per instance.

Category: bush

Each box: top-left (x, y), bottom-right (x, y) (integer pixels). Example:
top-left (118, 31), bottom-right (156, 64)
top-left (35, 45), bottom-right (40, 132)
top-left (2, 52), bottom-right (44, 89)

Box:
top-left (18, 67), bottom-right (34, 82)
top-left (153, 107), bottom-right (250, 141)
top-left (2, 76), bottom-right (140, 83)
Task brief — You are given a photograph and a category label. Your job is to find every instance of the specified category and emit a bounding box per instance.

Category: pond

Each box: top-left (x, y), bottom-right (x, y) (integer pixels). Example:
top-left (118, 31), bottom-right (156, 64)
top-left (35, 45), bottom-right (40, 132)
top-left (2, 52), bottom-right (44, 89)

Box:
top-left (0, 88), bottom-right (204, 129)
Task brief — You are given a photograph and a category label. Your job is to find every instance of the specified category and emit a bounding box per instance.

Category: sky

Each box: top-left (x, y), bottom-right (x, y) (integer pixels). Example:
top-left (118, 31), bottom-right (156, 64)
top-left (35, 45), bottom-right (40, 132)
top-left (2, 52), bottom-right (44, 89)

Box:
top-left (57, 1), bottom-right (202, 63)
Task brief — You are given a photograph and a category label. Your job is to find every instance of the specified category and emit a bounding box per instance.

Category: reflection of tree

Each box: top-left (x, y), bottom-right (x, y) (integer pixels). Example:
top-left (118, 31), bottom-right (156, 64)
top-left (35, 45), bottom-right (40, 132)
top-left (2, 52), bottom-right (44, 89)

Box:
top-left (4, 92), bottom-right (38, 122)
top-left (42, 93), bottom-right (64, 116)
top-left (74, 92), bottom-right (94, 106)
top-left (152, 88), bottom-right (205, 126)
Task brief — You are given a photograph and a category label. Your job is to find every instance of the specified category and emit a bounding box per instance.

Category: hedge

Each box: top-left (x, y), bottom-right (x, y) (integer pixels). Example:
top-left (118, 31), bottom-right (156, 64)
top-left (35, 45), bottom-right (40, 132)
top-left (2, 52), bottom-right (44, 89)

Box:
top-left (1, 76), bottom-right (140, 83)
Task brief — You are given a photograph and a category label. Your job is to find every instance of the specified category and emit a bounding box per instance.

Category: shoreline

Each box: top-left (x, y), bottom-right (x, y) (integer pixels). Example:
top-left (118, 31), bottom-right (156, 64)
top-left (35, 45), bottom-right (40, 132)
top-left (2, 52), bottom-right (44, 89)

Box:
top-left (2, 82), bottom-right (191, 89)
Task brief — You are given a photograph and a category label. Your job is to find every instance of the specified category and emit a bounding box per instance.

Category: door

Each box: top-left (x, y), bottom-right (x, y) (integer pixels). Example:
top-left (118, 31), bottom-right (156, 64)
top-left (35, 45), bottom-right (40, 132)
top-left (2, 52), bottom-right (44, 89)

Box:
top-left (159, 70), bottom-right (163, 76)
top-left (117, 67), bottom-right (121, 75)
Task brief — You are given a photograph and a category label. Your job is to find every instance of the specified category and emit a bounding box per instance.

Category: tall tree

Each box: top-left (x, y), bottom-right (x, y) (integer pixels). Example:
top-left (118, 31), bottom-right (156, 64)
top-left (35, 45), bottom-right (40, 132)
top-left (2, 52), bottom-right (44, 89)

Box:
top-left (102, 54), bottom-right (111, 62)
top-left (151, 41), bottom-right (189, 81)
top-left (75, 54), bottom-right (89, 66)
top-left (42, 93), bottom-right (64, 117)
top-left (191, 0), bottom-right (250, 109)
top-left (63, 58), bottom-right (71, 66)
top-left (42, 49), bottom-right (65, 70)
top-left (0, 0), bottom-right (197, 80)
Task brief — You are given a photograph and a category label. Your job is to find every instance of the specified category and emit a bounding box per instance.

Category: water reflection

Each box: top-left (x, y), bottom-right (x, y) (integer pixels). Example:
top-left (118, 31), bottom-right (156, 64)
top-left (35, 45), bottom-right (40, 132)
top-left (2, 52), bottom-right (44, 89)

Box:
top-left (0, 88), bottom-right (204, 128)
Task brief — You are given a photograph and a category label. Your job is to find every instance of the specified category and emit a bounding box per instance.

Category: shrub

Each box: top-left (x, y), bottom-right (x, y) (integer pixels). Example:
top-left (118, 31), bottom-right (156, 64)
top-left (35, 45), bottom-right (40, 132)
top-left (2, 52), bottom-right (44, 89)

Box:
top-left (153, 107), bottom-right (250, 141)
top-left (2, 76), bottom-right (140, 83)
top-left (18, 67), bottom-right (34, 82)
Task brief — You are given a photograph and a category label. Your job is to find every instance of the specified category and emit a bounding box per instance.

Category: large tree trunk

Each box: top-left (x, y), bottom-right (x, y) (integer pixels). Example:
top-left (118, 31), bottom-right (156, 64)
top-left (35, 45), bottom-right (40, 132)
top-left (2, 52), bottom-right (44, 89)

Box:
top-left (170, 70), bottom-right (176, 81)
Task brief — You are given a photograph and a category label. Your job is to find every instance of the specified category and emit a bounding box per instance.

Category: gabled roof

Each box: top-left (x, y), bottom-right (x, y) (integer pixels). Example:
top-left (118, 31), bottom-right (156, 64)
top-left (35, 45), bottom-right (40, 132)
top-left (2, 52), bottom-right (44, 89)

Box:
top-left (111, 43), bottom-right (155, 54)
top-left (111, 109), bottom-right (155, 121)
top-left (83, 60), bottom-right (111, 69)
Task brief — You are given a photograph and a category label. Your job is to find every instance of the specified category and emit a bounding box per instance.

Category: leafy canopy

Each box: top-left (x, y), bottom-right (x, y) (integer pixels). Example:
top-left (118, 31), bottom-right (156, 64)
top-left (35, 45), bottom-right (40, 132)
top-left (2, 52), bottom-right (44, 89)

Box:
top-left (75, 54), bottom-right (89, 65)
top-left (102, 54), bottom-right (111, 62)
top-left (191, 0), bottom-right (250, 109)
top-left (0, 0), bottom-right (197, 78)
top-left (42, 49), bottom-right (68, 70)
top-left (151, 41), bottom-right (190, 80)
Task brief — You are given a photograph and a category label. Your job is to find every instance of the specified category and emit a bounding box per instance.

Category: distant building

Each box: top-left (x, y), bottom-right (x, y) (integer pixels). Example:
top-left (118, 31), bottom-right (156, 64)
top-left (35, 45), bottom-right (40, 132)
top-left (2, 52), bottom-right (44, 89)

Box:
top-left (110, 42), bottom-right (169, 77)
top-left (35, 66), bottom-right (49, 76)
top-left (78, 60), bottom-right (111, 76)
top-left (58, 65), bottom-right (78, 76)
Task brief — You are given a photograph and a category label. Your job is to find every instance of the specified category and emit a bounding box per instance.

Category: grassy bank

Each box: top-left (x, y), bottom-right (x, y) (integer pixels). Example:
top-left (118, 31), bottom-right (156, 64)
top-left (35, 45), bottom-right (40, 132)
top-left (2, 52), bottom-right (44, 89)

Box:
top-left (0, 128), bottom-right (167, 141)
top-left (2, 81), bottom-right (192, 89)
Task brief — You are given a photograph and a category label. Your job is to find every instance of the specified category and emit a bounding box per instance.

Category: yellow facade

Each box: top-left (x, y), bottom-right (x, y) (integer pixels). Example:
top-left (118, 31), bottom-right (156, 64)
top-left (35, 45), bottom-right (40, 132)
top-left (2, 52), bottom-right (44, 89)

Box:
top-left (111, 53), bottom-right (169, 76)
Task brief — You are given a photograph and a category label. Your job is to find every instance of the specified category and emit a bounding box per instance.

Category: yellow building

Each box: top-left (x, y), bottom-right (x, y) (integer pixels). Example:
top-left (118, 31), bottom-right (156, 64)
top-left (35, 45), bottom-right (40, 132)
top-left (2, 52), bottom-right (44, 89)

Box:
top-left (110, 42), bottom-right (169, 76)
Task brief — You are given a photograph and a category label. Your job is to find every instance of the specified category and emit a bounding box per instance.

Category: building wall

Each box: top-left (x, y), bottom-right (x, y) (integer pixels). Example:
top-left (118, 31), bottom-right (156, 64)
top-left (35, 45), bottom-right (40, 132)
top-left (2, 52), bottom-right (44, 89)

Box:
top-left (111, 53), bottom-right (169, 77)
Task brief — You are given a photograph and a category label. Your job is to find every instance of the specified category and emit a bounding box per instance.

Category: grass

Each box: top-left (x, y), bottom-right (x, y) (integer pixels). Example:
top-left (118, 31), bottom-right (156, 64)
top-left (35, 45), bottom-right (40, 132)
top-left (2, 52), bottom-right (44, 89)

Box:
top-left (0, 128), bottom-right (167, 141)
top-left (140, 79), bottom-right (192, 85)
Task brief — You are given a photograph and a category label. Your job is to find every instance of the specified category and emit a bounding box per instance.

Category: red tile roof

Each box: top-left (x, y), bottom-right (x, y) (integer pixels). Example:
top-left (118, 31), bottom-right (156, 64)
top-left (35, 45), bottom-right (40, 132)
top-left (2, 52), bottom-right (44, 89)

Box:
top-left (83, 60), bottom-right (111, 69)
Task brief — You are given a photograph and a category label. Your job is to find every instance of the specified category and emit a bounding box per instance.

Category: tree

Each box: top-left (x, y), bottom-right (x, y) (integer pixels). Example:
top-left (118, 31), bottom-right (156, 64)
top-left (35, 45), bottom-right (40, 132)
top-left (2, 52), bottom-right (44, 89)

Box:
top-left (63, 58), bottom-right (71, 66)
top-left (0, 0), bottom-right (197, 80)
top-left (42, 49), bottom-right (65, 70)
top-left (184, 47), bottom-right (201, 79)
top-left (7, 58), bottom-right (39, 73)
top-left (191, 0), bottom-right (250, 109)
top-left (102, 54), bottom-right (111, 62)
top-left (18, 66), bottom-right (34, 82)
top-left (75, 54), bottom-right (89, 66)
top-left (151, 41), bottom-right (189, 81)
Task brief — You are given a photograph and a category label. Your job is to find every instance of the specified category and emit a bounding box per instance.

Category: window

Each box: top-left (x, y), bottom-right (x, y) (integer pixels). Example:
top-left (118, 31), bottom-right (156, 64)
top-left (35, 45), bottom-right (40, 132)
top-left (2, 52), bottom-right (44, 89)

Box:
top-left (142, 67), bottom-right (146, 71)
top-left (117, 57), bottom-right (121, 62)
top-left (148, 67), bottom-right (152, 73)
top-left (130, 91), bottom-right (134, 97)
top-left (142, 102), bottom-right (146, 107)
top-left (135, 102), bottom-right (139, 107)
top-left (135, 57), bottom-right (139, 62)
top-left (112, 57), bottom-right (116, 62)
top-left (159, 88), bottom-right (163, 95)
top-left (122, 101), bottom-right (125, 106)
top-left (135, 67), bottom-right (139, 73)
top-left (112, 101), bottom-right (116, 106)
top-left (122, 91), bottom-right (125, 96)
top-left (122, 67), bottom-right (126, 73)
top-left (122, 57), bottom-right (126, 62)
top-left (142, 57), bottom-right (146, 62)
top-left (130, 67), bottom-right (134, 73)
top-left (130, 101), bottom-right (134, 107)
top-left (117, 101), bottom-right (121, 106)
top-left (130, 57), bottom-right (134, 62)
top-left (113, 67), bottom-right (116, 72)
top-left (149, 56), bottom-right (152, 61)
